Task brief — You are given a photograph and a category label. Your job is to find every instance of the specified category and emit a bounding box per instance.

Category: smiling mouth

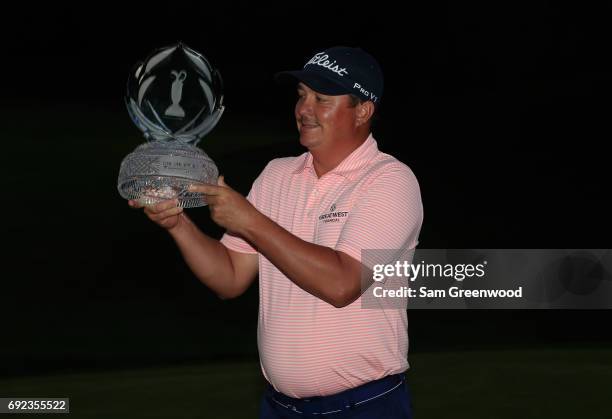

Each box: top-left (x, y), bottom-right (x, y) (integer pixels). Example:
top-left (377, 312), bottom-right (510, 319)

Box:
top-left (300, 122), bottom-right (319, 130)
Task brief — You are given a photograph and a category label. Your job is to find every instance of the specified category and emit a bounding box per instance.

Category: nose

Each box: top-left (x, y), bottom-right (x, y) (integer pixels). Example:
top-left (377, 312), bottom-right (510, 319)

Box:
top-left (296, 95), bottom-right (313, 118)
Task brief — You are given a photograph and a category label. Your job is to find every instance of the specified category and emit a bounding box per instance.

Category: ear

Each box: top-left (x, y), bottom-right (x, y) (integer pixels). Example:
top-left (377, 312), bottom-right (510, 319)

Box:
top-left (355, 101), bottom-right (375, 127)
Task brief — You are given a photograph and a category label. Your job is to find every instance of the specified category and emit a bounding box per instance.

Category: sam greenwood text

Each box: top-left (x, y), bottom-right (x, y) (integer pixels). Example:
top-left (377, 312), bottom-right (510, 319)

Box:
top-left (372, 286), bottom-right (523, 298)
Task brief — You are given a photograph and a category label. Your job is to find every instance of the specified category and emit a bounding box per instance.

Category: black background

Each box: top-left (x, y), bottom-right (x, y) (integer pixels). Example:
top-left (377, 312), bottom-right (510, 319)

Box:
top-left (2, 2), bottom-right (611, 376)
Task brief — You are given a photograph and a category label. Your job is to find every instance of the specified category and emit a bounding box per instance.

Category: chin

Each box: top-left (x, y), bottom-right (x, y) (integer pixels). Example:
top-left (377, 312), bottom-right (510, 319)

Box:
top-left (298, 131), bottom-right (322, 148)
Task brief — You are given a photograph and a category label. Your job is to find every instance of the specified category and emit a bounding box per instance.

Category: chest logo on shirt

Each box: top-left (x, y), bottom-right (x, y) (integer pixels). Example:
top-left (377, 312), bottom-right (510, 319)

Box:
top-left (318, 203), bottom-right (349, 223)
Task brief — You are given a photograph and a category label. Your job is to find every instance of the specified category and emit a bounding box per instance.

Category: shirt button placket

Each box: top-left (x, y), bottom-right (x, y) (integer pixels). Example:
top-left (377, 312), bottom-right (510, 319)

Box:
top-left (307, 187), bottom-right (317, 217)
top-left (302, 186), bottom-right (318, 242)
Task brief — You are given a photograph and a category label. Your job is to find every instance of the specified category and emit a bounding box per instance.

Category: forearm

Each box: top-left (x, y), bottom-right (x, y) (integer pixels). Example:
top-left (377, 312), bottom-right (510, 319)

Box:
top-left (241, 212), bottom-right (356, 307)
top-left (168, 213), bottom-right (237, 298)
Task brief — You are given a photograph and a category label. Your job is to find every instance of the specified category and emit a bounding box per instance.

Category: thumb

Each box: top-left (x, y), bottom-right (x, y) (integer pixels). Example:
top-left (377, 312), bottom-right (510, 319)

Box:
top-left (217, 175), bottom-right (228, 188)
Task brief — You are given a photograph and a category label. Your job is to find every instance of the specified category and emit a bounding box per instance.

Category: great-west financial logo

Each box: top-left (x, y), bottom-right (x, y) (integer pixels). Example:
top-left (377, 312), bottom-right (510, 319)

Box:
top-left (319, 203), bottom-right (349, 223)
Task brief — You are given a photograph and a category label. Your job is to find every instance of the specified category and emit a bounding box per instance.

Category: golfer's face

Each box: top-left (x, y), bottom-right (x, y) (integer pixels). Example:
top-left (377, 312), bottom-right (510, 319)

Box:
top-left (295, 83), bottom-right (356, 149)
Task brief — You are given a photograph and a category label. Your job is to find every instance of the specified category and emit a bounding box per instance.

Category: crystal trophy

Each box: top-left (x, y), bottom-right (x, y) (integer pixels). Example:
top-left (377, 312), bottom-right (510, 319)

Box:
top-left (117, 43), bottom-right (224, 207)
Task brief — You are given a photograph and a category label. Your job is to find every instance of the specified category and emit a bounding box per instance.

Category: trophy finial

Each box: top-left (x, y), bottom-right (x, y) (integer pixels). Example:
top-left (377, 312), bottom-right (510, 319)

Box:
top-left (125, 43), bottom-right (224, 144)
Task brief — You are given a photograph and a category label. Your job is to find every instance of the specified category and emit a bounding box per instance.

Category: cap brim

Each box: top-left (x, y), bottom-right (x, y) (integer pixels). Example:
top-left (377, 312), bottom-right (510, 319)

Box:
top-left (274, 70), bottom-right (350, 96)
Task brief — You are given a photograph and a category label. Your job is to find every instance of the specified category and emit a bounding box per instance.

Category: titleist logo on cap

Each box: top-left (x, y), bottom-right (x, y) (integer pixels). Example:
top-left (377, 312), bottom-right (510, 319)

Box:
top-left (305, 52), bottom-right (349, 77)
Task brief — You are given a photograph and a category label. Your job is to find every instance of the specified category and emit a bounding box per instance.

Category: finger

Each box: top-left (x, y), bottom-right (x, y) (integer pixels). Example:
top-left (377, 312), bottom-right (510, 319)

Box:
top-left (188, 182), bottom-right (222, 195)
top-left (146, 199), bottom-right (180, 214)
top-left (128, 200), bottom-right (144, 209)
top-left (149, 205), bottom-right (183, 222)
top-left (217, 175), bottom-right (227, 187)
top-left (205, 194), bottom-right (219, 206)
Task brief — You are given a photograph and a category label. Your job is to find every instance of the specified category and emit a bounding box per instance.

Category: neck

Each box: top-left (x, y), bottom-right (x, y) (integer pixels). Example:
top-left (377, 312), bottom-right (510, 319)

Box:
top-left (311, 132), bottom-right (370, 178)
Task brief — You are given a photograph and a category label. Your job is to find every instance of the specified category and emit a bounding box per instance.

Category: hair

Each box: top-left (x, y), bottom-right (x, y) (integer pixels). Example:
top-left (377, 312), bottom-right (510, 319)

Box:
top-left (348, 94), bottom-right (380, 128)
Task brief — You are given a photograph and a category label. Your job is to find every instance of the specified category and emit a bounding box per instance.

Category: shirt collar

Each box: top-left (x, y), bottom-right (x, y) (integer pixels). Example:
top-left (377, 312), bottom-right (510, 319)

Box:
top-left (291, 133), bottom-right (379, 180)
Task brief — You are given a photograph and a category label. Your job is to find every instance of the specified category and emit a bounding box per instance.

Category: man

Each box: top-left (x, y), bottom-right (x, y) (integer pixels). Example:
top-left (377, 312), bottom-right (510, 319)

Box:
top-left (129, 46), bottom-right (422, 418)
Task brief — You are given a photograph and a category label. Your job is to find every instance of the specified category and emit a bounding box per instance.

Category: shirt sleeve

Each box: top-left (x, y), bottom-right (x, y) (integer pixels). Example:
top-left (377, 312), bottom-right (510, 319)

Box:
top-left (219, 170), bottom-right (265, 255)
top-left (335, 166), bottom-right (423, 270)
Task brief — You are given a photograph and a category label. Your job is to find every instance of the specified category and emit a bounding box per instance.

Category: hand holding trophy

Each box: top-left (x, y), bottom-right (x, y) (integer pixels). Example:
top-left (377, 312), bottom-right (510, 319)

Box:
top-left (117, 43), bottom-right (224, 207)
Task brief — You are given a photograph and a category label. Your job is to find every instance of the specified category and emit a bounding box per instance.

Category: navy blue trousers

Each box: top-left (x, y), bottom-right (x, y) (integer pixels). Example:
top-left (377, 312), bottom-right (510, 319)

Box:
top-left (259, 374), bottom-right (412, 418)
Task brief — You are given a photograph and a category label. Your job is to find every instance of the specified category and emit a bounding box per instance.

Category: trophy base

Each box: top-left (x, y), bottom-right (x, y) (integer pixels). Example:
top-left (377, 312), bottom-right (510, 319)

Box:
top-left (117, 140), bottom-right (219, 208)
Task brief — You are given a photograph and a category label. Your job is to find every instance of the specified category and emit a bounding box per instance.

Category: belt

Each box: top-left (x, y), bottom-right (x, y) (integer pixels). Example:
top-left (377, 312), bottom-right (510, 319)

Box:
top-left (267, 373), bottom-right (406, 415)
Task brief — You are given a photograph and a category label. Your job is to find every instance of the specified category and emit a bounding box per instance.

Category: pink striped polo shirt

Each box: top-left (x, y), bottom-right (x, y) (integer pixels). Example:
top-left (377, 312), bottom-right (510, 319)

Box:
top-left (220, 133), bottom-right (423, 398)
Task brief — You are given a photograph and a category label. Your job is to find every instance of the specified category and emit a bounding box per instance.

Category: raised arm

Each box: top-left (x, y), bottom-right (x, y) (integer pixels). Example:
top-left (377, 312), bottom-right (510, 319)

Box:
top-left (129, 199), bottom-right (258, 299)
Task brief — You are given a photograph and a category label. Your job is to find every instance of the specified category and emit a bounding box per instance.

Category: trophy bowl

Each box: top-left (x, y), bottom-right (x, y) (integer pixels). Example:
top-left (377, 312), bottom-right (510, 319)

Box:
top-left (118, 140), bottom-right (218, 207)
top-left (117, 42), bottom-right (224, 208)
